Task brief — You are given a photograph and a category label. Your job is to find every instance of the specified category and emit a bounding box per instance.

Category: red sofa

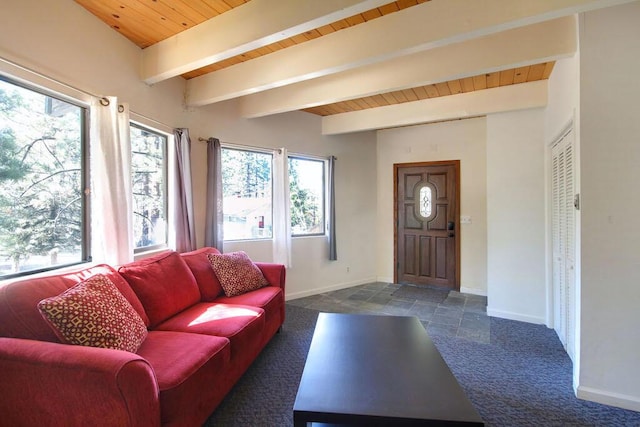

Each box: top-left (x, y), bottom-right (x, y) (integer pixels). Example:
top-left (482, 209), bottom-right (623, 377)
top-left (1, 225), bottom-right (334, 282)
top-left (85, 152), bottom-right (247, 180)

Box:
top-left (0, 247), bottom-right (286, 427)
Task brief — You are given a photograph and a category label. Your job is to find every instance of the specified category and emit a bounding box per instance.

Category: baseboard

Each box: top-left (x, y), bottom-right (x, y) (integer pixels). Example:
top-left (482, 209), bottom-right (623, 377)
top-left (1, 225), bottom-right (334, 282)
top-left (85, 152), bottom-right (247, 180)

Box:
top-left (460, 286), bottom-right (487, 296)
top-left (486, 307), bottom-right (545, 324)
top-left (285, 277), bottom-right (378, 301)
top-left (577, 385), bottom-right (640, 412)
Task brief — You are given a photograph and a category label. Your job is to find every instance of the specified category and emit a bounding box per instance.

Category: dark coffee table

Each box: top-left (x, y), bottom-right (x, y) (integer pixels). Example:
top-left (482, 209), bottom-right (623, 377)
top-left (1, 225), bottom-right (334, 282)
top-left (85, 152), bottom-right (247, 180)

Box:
top-left (293, 313), bottom-right (484, 426)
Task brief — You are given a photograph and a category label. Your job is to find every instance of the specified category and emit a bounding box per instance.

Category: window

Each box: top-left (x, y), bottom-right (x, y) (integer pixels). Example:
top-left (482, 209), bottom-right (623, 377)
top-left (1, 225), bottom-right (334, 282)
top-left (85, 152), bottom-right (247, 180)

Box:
top-left (0, 77), bottom-right (89, 279)
top-left (289, 156), bottom-right (325, 236)
top-left (130, 123), bottom-right (167, 252)
top-left (221, 148), bottom-right (272, 240)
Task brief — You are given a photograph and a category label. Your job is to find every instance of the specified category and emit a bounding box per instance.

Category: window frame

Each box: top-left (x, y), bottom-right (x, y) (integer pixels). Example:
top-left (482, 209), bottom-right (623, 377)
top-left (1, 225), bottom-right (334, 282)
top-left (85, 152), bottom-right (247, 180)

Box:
top-left (288, 154), bottom-right (327, 238)
top-left (130, 121), bottom-right (170, 255)
top-left (0, 74), bottom-right (91, 280)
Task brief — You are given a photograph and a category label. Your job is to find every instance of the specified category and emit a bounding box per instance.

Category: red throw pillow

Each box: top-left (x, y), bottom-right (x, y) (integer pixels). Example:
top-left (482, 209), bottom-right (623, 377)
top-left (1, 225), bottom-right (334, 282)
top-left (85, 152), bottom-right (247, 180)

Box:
top-left (207, 251), bottom-right (269, 297)
top-left (38, 274), bottom-right (148, 353)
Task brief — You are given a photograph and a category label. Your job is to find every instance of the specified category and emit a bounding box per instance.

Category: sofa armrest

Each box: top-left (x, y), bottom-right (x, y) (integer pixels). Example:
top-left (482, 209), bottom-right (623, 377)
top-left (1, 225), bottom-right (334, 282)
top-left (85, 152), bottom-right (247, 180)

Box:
top-left (0, 338), bottom-right (160, 427)
top-left (255, 262), bottom-right (286, 292)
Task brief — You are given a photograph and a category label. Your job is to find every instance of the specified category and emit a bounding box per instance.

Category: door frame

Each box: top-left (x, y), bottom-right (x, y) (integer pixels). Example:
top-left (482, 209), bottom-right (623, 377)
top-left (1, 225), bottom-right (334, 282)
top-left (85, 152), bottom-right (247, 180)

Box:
top-left (393, 160), bottom-right (461, 289)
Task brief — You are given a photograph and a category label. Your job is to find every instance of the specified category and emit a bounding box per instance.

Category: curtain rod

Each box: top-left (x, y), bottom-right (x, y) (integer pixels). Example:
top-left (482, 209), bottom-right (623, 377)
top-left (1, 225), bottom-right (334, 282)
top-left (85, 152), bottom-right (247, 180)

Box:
top-left (198, 138), bottom-right (282, 154)
top-left (1, 55), bottom-right (173, 130)
top-left (198, 138), bottom-right (337, 160)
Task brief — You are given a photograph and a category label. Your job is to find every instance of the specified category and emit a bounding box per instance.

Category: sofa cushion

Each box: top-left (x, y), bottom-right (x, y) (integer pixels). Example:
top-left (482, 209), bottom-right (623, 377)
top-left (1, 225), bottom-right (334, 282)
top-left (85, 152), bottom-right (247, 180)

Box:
top-left (207, 251), bottom-right (268, 297)
top-left (37, 274), bottom-right (148, 353)
top-left (181, 247), bottom-right (223, 301)
top-left (0, 264), bottom-right (148, 342)
top-left (155, 302), bottom-right (265, 361)
top-left (215, 286), bottom-right (285, 347)
top-left (119, 251), bottom-right (200, 328)
top-left (136, 330), bottom-right (231, 426)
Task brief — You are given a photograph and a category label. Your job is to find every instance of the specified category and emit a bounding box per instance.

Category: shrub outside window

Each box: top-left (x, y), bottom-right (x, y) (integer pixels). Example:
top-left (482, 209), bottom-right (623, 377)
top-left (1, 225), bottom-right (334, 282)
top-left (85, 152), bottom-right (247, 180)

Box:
top-left (130, 123), bottom-right (167, 252)
top-left (0, 77), bottom-right (89, 278)
top-left (289, 156), bottom-right (325, 236)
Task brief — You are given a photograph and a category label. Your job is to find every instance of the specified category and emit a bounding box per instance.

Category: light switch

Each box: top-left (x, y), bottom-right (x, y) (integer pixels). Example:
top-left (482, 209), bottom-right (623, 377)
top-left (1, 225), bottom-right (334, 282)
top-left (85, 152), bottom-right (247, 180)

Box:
top-left (460, 215), bottom-right (472, 224)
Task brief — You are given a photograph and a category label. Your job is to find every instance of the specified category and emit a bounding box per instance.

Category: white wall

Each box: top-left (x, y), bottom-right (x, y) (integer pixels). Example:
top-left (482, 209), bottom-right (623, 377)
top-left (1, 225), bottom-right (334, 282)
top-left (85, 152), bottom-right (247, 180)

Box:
top-left (577, 1), bottom-right (640, 411)
top-left (0, 0), bottom-right (378, 300)
top-left (376, 117), bottom-right (488, 295)
top-left (486, 108), bottom-right (547, 324)
top-left (186, 100), bottom-right (379, 298)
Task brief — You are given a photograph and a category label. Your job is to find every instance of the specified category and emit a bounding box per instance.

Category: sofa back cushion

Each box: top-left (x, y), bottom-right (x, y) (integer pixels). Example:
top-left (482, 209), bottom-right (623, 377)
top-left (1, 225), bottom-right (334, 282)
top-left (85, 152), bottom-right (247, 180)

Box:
top-left (0, 264), bottom-right (148, 342)
top-left (118, 251), bottom-right (200, 327)
top-left (180, 247), bottom-right (223, 301)
top-left (38, 274), bottom-right (148, 352)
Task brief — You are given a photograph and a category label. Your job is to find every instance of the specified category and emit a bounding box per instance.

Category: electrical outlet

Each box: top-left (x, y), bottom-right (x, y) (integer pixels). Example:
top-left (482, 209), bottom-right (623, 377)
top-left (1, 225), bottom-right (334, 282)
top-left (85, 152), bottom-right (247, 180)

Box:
top-left (460, 215), bottom-right (472, 224)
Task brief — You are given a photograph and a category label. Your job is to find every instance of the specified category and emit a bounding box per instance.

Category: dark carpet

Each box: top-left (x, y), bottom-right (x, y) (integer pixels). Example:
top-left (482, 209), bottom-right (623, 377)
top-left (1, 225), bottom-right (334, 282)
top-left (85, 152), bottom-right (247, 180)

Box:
top-left (204, 304), bottom-right (640, 427)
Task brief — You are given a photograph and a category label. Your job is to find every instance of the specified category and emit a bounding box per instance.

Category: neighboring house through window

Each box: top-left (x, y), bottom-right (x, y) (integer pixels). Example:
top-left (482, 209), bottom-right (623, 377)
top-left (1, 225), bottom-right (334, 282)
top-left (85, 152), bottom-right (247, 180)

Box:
top-left (220, 146), bottom-right (327, 241)
top-left (221, 147), bottom-right (273, 240)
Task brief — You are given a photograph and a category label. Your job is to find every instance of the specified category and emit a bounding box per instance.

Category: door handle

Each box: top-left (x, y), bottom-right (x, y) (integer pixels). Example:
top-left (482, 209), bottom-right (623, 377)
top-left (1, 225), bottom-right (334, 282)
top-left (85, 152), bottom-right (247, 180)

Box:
top-left (447, 221), bottom-right (455, 237)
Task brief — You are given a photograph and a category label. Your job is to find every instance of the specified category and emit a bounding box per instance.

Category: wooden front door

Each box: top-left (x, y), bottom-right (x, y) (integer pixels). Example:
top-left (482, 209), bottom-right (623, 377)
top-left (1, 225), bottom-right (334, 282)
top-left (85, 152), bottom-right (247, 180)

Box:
top-left (395, 161), bottom-right (460, 289)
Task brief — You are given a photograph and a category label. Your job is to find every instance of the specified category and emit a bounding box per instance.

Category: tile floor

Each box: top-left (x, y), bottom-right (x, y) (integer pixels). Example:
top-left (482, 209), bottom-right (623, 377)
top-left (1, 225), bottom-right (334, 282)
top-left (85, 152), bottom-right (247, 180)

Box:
top-left (288, 282), bottom-right (491, 343)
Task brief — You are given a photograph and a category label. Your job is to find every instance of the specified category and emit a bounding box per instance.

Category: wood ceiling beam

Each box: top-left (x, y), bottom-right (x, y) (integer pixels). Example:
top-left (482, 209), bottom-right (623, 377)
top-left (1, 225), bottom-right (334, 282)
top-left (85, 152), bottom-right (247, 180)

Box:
top-left (186, 0), bottom-right (632, 107)
top-left (321, 80), bottom-right (548, 135)
top-left (240, 17), bottom-right (576, 118)
top-left (140, 0), bottom-right (392, 84)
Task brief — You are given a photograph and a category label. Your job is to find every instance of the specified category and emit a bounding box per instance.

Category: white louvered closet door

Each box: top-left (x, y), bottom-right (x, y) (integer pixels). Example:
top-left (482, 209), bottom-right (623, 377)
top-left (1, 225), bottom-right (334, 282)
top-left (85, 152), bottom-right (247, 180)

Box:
top-left (551, 129), bottom-right (576, 362)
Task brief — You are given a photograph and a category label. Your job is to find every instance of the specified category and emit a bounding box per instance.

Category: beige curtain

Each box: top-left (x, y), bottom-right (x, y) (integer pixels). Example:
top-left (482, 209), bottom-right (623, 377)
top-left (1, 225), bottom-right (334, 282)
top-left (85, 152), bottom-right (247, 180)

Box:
top-left (172, 128), bottom-right (196, 252)
top-left (272, 148), bottom-right (291, 267)
top-left (90, 97), bottom-right (134, 265)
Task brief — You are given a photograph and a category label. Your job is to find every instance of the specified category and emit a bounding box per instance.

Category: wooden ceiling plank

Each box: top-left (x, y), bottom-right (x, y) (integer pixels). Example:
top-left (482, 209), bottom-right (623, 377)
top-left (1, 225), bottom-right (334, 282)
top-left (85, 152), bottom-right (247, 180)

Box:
top-left (542, 61), bottom-right (556, 78)
top-left (362, 96), bottom-right (380, 108)
top-left (435, 82), bottom-right (451, 96)
top-left (362, 9), bottom-right (383, 20)
top-left (180, 0), bottom-right (220, 18)
top-left (499, 68), bottom-right (515, 86)
top-left (355, 98), bottom-right (372, 109)
top-left (330, 20), bottom-right (351, 31)
top-left (402, 89), bottom-right (420, 102)
top-left (528, 63), bottom-right (546, 80)
top-left (201, 0), bottom-right (233, 14)
top-left (378, 3), bottom-right (400, 14)
top-left (424, 84), bottom-right (440, 98)
top-left (461, 77), bottom-right (475, 92)
top-left (371, 94), bottom-right (391, 106)
top-left (142, 0), bottom-right (393, 83)
top-left (76, 0), bottom-right (178, 46)
top-left (346, 14), bottom-right (367, 26)
top-left (316, 24), bottom-right (338, 36)
top-left (391, 90), bottom-right (408, 103)
top-left (473, 75), bottom-right (487, 90)
top-left (413, 86), bottom-right (430, 99)
top-left (382, 92), bottom-right (399, 104)
top-left (223, 0), bottom-right (250, 8)
top-left (291, 33), bottom-right (311, 44)
top-left (397, 0), bottom-right (420, 10)
top-left (155, 0), bottom-right (209, 26)
top-left (346, 99), bottom-right (364, 110)
top-left (322, 80), bottom-right (548, 135)
top-left (447, 79), bottom-right (463, 94)
top-left (239, 17), bottom-right (574, 117)
top-left (486, 72), bottom-right (500, 88)
top-left (512, 66), bottom-right (530, 84)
